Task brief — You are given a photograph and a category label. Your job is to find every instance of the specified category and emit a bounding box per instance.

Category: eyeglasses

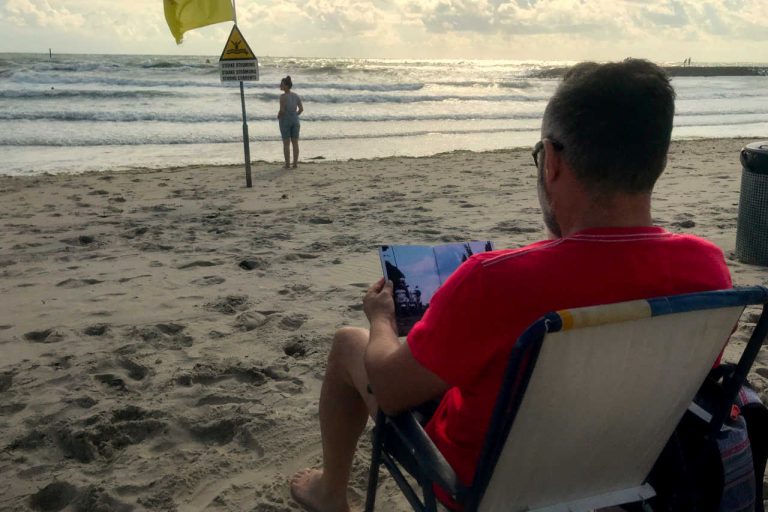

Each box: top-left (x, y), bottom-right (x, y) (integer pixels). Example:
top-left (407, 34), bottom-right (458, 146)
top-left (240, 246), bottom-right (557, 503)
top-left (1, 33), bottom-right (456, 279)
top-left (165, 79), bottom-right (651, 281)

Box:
top-left (532, 138), bottom-right (564, 167)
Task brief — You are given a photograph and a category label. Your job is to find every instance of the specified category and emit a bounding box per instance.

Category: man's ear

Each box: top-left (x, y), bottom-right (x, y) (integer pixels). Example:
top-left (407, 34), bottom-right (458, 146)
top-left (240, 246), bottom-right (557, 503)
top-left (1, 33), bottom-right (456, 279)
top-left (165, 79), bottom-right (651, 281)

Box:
top-left (543, 140), bottom-right (562, 184)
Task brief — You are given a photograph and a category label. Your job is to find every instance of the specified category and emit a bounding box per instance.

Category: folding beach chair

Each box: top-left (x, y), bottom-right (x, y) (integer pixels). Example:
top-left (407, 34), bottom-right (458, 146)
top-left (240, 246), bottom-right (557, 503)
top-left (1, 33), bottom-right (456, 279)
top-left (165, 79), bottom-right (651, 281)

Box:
top-left (364, 286), bottom-right (768, 512)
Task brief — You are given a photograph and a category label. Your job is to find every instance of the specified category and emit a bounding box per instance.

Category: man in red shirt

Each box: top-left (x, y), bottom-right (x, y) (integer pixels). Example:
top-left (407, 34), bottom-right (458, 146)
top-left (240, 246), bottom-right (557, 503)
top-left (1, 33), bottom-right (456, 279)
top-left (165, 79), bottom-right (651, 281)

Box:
top-left (290, 59), bottom-right (732, 512)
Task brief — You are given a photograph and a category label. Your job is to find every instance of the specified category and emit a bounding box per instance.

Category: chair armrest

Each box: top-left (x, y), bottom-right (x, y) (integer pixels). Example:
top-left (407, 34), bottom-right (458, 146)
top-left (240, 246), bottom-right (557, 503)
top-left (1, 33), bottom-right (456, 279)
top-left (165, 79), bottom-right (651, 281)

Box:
top-left (385, 411), bottom-right (465, 499)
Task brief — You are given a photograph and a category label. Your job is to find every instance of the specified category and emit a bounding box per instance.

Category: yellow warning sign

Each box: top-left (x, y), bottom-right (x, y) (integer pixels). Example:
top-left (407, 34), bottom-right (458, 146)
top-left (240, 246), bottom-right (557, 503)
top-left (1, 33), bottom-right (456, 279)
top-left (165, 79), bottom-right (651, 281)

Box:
top-left (219, 25), bottom-right (256, 61)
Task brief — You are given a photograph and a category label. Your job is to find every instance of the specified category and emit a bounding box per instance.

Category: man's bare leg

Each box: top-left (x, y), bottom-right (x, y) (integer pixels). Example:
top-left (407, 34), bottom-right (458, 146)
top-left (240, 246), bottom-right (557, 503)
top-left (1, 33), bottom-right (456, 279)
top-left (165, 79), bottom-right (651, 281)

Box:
top-left (283, 139), bottom-right (291, 168)
top-left (291, 138), bottom-right (299, 168)
top-left (291, 327), bottom-right (377, 512)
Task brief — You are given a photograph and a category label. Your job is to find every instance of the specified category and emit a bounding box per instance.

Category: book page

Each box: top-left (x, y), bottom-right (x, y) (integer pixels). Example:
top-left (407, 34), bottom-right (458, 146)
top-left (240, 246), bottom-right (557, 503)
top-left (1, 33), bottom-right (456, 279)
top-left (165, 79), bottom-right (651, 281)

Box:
top-left (379, 245), bottom-right (440, 336)
top-left (433, 241), bottom-right (495, 285)
top-left (379, 241), bottom-right (494, 336)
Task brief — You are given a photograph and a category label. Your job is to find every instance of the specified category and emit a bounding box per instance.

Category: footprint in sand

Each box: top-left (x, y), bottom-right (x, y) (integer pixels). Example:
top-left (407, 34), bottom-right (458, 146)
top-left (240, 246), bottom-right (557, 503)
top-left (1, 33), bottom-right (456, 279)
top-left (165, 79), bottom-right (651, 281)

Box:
top-left (60, 234), bottom-right (97, 246)
top-left (205, 295), bottom-right (249, 315)
top-left (24, 328), bottom-right (64, 343)
top-left (239, 258), bottom-right (268, 271)
top-left (279, 313), bottom-right (308, 330)
top-left (48, 355), bottom-right (73, 371)
top-left (492, 220), bottom-right (540, 234)
top-left (68, 396), bottom-right (98, 409)
top-left (196, 394), bottom-right (253, 406)
top-left (117, 356), bottom-right (149, 381)
top-left (141, 204), bottom-right (176, 213)
top-left (188, 418), bottom-right (243, 445)
top-left (0, 372), bottom-right (13, 392)
top-left (29, 481), bottom-right (79, 512)
top-left (117, 274), bottom-right (151, 283)
top-left (235, 311), bottom-right (269, 331)
top-left (94, 373), bottom-right (127, 391)
top-left (56, 278), bottom-right (103, 288)
top-left (155, 323), bottom-right (185, 335)
top-left (0, 403), bottom-right (26, 415)
top-left (73, 487), bottom-right (134, 512)
top-left (55, 406), bottom-right (166, 464)
top-left (136, 242), bottom-right (174, 252)
top-left (284, 337), bottom-right (309, 358)
top-left (175, 362), bottom-right (277, 388)
top-left (122, 226), bottom-right (148, 239)
top-left (190, 275), bottom-right (226, 286)
top-left (83, 324), bottom-right (109, 336)
top-left (278, 284), bottom-right (312, 297)
top-left (284, 253), bottom-right (319, 261)
top-left (308, 217), bottom-right (333, 224)
top-left (128, 323), bottom-right (192, 350)
top-left (177, 260), bottom-right (219, 270)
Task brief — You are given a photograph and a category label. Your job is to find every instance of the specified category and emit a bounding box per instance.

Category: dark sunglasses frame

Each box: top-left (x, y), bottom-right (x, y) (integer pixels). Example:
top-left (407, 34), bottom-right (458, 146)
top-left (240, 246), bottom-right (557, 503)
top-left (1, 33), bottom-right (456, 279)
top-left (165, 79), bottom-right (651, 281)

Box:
top-left (532, 138), bottom-right (564, 167)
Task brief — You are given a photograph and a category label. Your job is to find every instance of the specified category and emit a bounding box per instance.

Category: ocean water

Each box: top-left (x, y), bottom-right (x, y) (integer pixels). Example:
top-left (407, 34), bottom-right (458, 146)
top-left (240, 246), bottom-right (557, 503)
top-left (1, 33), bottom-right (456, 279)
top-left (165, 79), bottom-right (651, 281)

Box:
top-left (0, 53), bottom-right (767, 175)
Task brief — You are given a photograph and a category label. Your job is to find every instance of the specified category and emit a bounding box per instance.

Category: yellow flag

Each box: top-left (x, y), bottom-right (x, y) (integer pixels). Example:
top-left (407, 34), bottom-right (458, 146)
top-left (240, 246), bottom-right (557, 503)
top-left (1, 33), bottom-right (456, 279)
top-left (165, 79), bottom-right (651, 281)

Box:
top-left (164, 0), bottom-right (234, 44)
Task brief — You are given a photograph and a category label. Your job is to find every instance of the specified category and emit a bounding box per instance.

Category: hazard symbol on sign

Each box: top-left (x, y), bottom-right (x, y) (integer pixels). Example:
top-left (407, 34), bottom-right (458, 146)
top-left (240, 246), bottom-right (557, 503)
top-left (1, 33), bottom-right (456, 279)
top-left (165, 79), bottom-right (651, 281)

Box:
top-left (219, 25), bottom-right (258, 82)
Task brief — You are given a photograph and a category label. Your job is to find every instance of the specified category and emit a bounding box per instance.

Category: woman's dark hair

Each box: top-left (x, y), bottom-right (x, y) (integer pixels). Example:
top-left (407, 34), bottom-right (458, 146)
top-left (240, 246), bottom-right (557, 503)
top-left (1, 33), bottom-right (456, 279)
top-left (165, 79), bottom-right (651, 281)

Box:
top-left (282, 75), bottom-right (293, 89)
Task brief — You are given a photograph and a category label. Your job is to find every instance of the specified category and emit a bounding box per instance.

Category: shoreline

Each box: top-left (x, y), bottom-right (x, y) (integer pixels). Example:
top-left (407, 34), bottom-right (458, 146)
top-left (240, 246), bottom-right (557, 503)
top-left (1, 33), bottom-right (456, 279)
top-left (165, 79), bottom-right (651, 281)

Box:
top-left (1, 136), bottom-right (764, 178)
top-left (1, 136), bottom-right (767, 510)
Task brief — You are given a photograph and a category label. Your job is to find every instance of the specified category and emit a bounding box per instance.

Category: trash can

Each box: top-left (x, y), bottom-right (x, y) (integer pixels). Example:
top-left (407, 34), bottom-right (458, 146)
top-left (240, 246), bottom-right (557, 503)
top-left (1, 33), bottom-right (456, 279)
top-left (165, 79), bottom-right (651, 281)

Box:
top-left (735, 141), bottom-right (768, 265)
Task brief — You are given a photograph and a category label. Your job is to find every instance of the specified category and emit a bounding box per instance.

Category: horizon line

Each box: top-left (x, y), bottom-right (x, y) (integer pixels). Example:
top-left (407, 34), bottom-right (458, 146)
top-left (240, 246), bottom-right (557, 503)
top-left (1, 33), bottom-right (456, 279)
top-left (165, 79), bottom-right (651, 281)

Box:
top-left (1, 51), bottom-right (767, 66)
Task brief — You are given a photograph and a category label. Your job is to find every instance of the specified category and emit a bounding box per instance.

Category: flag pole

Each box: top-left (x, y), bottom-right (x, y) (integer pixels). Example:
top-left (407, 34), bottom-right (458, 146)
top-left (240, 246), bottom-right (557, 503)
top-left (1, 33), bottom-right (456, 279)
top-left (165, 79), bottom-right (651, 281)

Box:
top-left (232, 0), bottom-right (252, 188)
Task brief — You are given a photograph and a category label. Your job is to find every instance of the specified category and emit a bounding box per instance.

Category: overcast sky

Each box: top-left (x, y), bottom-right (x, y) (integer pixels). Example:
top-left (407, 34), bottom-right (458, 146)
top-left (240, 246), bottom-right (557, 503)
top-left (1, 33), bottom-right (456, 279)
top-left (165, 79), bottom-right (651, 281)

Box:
top-left (1, 0), bottom-right (767, 61)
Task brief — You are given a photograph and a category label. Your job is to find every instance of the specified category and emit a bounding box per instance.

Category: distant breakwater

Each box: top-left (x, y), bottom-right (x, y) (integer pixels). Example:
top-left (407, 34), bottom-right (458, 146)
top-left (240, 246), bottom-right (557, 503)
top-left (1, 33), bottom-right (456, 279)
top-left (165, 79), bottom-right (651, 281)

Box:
top-left (532, 66), bottom-right (768, 79)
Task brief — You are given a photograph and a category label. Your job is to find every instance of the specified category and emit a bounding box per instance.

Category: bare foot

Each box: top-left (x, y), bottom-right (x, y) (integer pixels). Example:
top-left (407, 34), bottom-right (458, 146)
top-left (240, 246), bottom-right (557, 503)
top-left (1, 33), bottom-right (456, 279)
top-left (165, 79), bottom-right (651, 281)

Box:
top-left (290, 468), bottom-right (350, 512)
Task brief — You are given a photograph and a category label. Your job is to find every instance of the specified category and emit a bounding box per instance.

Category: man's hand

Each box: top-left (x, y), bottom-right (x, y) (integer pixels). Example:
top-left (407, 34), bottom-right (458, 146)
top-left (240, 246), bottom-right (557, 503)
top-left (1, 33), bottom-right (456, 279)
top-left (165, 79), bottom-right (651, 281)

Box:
top-left (363, 277), bottom-right (449, 414)
top-left (363, 278), bottom-right (395, 327)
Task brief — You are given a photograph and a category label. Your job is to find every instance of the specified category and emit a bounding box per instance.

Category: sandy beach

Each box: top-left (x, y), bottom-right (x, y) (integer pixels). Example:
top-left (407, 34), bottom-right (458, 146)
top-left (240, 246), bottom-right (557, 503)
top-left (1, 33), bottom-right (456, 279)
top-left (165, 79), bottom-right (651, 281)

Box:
top-left (1, 137), bottom-right (767, 511)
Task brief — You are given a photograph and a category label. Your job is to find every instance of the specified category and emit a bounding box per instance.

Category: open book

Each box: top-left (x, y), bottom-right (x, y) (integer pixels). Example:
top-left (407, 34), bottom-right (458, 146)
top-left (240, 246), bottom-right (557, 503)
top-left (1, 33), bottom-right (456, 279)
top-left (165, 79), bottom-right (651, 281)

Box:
top-left (379, 241), bottom-right (495, 336)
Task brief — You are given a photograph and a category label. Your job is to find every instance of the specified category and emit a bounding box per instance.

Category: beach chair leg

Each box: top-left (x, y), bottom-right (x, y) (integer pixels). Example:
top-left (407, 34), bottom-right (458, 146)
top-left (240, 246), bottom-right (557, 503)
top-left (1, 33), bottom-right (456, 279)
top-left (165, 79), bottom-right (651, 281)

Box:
top-left (365, 410), bottom-right (387, 512)
top-left (422, 476), bottom-right (437, 512)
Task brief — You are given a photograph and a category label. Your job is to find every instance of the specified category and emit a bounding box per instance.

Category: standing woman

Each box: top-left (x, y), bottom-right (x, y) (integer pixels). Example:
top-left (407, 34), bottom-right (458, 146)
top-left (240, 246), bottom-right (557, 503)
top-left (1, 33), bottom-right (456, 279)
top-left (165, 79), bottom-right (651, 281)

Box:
top-left (277, 76), bottom-right (303, 169)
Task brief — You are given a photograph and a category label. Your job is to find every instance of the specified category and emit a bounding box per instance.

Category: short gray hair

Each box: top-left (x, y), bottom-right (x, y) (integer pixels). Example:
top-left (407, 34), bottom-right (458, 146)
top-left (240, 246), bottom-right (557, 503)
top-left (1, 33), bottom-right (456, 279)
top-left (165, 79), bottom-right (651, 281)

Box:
top-left (542, 59), bottom-right (676, 196)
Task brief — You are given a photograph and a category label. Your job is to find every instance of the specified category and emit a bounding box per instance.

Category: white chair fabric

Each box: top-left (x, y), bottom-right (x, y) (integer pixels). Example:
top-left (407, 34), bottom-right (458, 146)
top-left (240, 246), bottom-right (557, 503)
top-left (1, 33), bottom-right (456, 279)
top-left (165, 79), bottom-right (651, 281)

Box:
top-left (479, 306), bottom-right (743, 512)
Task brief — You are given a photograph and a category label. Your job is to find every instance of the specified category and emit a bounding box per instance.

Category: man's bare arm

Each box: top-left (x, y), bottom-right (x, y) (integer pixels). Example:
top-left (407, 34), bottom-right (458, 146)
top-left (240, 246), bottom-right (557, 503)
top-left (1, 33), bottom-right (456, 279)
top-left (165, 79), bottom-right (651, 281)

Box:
top-left (363, 279), bottom-right (449, 415)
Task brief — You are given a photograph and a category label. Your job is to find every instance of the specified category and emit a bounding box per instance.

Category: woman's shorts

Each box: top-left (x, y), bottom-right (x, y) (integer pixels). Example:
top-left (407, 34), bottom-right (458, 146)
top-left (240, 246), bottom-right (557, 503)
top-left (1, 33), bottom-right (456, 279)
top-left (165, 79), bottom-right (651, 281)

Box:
top-left (279, 116), bottom-right (300, 139)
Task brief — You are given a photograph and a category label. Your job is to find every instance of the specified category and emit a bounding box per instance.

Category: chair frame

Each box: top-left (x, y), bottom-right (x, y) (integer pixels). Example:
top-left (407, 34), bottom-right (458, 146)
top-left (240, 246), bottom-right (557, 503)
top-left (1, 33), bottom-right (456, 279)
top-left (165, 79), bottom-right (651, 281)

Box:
top-left (364, 286), bottom-right (768, 512)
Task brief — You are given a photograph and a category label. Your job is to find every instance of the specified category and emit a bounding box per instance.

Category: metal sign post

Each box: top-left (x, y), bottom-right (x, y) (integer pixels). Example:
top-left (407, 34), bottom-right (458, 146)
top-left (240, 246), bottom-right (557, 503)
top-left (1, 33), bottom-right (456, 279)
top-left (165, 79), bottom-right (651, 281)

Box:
top-left (219, 2), bottom-right (258, 188)
top-left (238, 80), bottom-right (251, 187)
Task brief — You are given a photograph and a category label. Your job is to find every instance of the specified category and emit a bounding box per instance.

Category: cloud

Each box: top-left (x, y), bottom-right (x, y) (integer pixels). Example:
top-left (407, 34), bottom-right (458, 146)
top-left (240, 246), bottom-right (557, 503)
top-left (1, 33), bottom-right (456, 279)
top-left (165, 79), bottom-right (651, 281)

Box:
top-left (408, 0), bottom-right (766, 37)
top-left (637, 0), bottom-right (689, 28)
top-left (3, 0), bottom-right (85, 29)
top-left (421, 0), bottom-right (496, 33)
top-left (0, 0), bottom-right (766, 59)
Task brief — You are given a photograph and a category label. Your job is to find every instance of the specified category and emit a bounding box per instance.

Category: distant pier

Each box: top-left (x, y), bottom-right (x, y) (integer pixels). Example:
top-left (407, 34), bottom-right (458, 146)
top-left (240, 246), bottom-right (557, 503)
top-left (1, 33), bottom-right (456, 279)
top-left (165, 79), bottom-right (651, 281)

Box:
top-left (532, 65), bottom-right (767, 79)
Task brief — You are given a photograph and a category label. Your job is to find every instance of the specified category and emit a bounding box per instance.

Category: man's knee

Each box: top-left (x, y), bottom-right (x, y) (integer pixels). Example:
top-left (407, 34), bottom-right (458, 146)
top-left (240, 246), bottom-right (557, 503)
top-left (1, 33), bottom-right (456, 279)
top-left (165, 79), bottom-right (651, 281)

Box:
top-left (329, 326), bottom-right (368, 363)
